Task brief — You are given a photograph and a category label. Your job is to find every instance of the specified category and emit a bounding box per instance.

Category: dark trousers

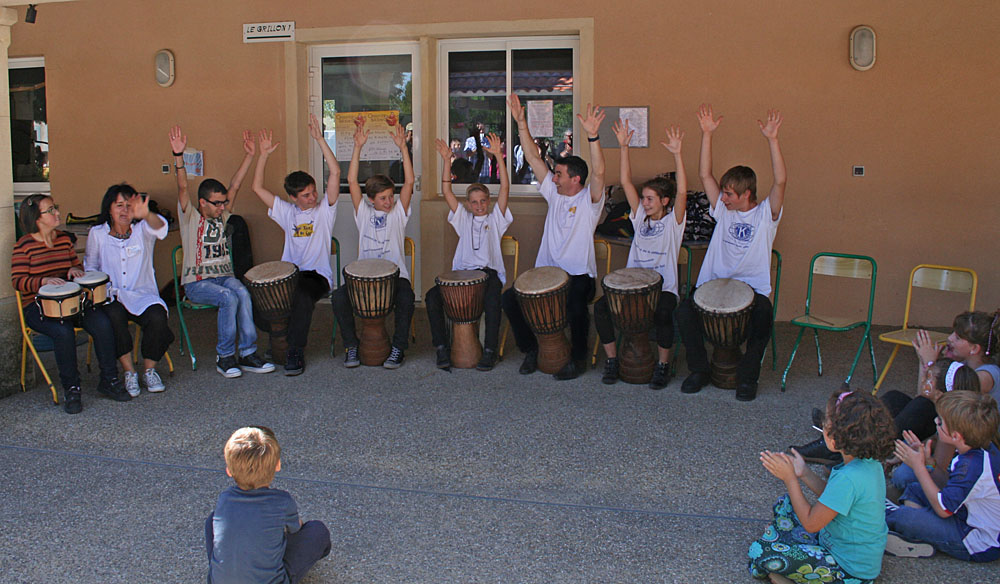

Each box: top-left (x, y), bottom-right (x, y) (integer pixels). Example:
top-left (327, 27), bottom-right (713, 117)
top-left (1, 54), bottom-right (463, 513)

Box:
top-left (881, 391), bottom-right (937, 441)
top-left (100, 300), bottom-right (174, 362)
top-left (287, 271), bottom-right (330, 350)
top-left (330, 277), bottom-right (415, 350)
top-left (426, 268), bottom-right (503, 351)
top-left (502, 274), bottom-right (596, 362)
top-left (205, 515), bottom-right (331, 584)
top-left (593, 290), bottom-right (678, 350)
top-left (675, 288), bottom-right (773, 385)
top-left (24, 301), bottom-right (119, 390)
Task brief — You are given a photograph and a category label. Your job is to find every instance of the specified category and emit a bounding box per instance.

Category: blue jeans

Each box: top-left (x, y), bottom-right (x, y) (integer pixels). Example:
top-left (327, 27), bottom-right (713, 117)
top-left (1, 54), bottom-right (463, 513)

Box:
top-left (184, 276), bottom-right (257, 358)
top-left (886, 466), bottom-right (977, 561)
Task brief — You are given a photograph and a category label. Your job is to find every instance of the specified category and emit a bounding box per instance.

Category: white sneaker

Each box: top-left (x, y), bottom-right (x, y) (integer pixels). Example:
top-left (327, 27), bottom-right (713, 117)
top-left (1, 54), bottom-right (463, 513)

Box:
top-left (885, 532), bottom-right (935, 558)
top-left (124, 371), bottom-right (140, 398)
top-left (143, 368), bottom-right (165, 393)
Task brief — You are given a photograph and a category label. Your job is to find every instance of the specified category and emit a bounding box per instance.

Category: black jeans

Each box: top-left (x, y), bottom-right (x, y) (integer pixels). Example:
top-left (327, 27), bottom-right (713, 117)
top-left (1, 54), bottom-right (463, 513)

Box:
top-left (24, 301), bottom-right (119, 389)
top-left (100, 300), bottom-right (174, 362)
top-left (426, 268), bottom-right (503, 351)
top-left (675, 288), bottom-right (773, 385)
top-left (593, 290), bottom-right (678, 349)
top-left (880, 391), bottom-right (937, 441)
top-left (287, 271), bottom-right (330, 350)
top-left (502, 273), bottom-right (596, 362)
top-left (331, 277), bottom-right (415, 350)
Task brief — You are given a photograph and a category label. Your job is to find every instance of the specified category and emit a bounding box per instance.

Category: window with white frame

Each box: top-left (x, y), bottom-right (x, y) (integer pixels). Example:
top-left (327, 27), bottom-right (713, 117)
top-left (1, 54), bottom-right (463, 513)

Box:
top-left (9, 57), bottom-right (48, 197)
top-left (438, 37), bottom-right (578, 194)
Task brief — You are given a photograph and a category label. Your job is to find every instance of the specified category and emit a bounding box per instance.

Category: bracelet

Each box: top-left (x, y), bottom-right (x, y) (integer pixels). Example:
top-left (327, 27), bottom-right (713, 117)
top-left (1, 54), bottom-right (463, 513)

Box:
top-left (587, 135), bottom-right (600, 142)
top-left (442, 180), bottom-right (451, 183)
top-left (925, 360), bottom-right (934, 368)
top-left (172, 151), bottom-right (184, 157)
top-left (174, 164), bottom-right (184, 169)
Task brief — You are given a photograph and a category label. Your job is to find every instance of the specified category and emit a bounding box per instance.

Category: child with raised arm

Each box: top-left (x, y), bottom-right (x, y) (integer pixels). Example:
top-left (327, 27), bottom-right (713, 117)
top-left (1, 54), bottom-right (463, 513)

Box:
top-left (749, 391), bottom-right (895, 584)
top-left (251, 114), bottom-right (340, 375)
top-left (593, 120), bottom-right (686, 389)
top-left (171, 126), bottom-right (275, 378)
top-left (426, 133), bottom-right (512, 371)
top-left (501, 93), bottom-right (607, 381)
top-left (674, 104), bottom-right (786, 401)
top-left (206, 426), bottom-right (331, 584)
top-left (330, 115), bottom-right (415, 368)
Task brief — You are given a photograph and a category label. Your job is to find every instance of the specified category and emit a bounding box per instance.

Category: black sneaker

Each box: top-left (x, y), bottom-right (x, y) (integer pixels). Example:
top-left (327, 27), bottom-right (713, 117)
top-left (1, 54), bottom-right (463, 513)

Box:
top-left (284, 348), bottom-right (304, 376)
top-left (435, 345), bottom-right (451, 369)
top-left (239, 353), bottom-right (276, 374)
top-left (736, 381), bottom-right (758, 402)
top-left (680, 371), bottom-right (710, 394)
top-left (63, 386), bottom-right (82, 414)
top-left (96, 378), bottom-right (132, 402)
top-left (216, 355), bottom-right (242, 378)
top-left (383, 347), bottom-right (404, 369)
top-left (791, 437), bottom-right (843, 466)
top-left (553, 360), bottom-right (580, 381)
top-left (601, 358), bottom-right (620, 385)
top-left (649, 362), bottom-right (672, 390)
top-left (811, 407), bottom-right (826, 429)
top-left (344, 346), bottom-right (360, 368)
top-left (476, 349), bottom-right (498, 372)
top-left (519, 350), bottom-right (538, 375)
top-left (885, 532), bottom-right (935, 558)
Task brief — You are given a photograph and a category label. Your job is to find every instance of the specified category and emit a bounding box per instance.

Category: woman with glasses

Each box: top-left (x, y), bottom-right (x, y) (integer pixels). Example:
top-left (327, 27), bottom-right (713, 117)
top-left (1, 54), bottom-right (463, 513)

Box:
top-left (12, 193), bottom-right (131, 414)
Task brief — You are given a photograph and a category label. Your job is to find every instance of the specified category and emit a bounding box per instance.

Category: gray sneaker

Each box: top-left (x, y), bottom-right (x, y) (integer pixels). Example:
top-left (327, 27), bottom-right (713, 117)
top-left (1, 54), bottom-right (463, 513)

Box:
top-left (124, 371), bottom-right (140, 397)
top-left (143, 368), bottom-right (165, 393)
top-left (344, 346), bottom-right (360, 368)
top-left (884, 532), bottom-right (934, 558)
top-left (216, 355), bottom-right (242, 378)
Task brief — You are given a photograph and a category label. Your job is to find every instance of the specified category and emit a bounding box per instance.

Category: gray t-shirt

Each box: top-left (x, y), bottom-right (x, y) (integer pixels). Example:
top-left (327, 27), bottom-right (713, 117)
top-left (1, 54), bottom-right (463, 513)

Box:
top-left (976, 363), bottom-right (1000, 407)
top-left (209, 486), bottom-right (300, 584)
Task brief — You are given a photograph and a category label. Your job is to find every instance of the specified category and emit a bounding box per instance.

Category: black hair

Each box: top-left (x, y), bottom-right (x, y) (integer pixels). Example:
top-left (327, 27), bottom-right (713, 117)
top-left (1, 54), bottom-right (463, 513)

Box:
top-left (283, 171), bottom-right (316, 198)
top-left (555, 155), bottom-right (589, 184)
top-left (197, 178), bottom-right (227, 202)
top-left (98, 183), bottom-right (139, 228)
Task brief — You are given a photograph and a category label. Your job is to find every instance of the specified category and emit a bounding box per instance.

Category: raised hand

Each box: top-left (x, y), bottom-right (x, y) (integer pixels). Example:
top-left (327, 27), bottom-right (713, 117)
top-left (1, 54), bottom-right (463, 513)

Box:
top-left (483, 132), bottom-right (503, 159)
top-left (912, 329), bottom-right (943, 365)
top-left (758, 109), bottom-right (783, 140)
top-left (612, 119), bottom-right (634, 147)
top-left (242, 130), bottom-right (256, 156)
top-left (661, 125), bottom-right (684, 153)
top-left (389, 122), bottom-right (407, 150)
top-left (508, 94), bottom-right (526, 124)
top-left (353, 116), bottom-right (370, 148)
top-left (169, 125), bottom-right (187, 154)
top-left (577, 103), bottom-right (606, 138)
top-left (696, 103), bottom-right (723, 134)
top-left (435, 138), bottom-right (452, 161)
top-left (129, 193), bottom-right (150, 219)
top-left (308, 113), bottom-right (325, 143)
top-left (257, 129), bottom-right (280, 155)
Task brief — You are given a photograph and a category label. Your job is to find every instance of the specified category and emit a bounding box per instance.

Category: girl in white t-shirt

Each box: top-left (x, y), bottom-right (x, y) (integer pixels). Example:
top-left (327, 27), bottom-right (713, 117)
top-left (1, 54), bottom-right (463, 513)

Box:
top-left (593, 119), bottom-right (687, 389)
top-left (426, 134), bottom-right (513, 371)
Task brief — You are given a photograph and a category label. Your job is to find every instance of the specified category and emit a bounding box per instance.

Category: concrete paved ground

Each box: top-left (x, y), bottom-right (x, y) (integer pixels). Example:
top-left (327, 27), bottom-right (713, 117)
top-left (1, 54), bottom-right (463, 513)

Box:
top-left (1, 309), bottom-right (995, 583)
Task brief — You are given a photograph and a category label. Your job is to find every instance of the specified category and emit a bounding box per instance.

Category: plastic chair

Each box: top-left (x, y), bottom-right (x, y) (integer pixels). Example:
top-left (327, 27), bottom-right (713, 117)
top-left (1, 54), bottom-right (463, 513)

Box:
top-left (781, 253), bottom-right (877, 392)
top-left (872, 264), bottom-right (977, 393)
top-left (498, 235), bottom-right (520, 359)
top-left (589, 238), bottom-right (613, 366)
top-left (404, 236), bottom-right (417, 342)
top-left (15, 290), bottom-right (91, 405)
top-left (131, 325), bottom-right (175, 376)
top-left (172, 244), bottom-right (220, 371)
top-left (329, 236), bottom-right (342, 356)
top-left (759, 249), bottom-right (783, 370)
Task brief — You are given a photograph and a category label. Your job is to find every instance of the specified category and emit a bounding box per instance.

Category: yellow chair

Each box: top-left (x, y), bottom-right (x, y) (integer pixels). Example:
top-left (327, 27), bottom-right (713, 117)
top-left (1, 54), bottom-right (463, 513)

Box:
top-left (404, 236), bottom-right (417, 342)
top-left (16, 290), bottom-right (91, 405)
top-left (589, 238), bottom-right (613, 366)
top-left (498, 235), bottom-right (520, 358)
top-left (131, 325), bottom-right (175, 376)
top-left (873, 264), bottom-right (977, 392)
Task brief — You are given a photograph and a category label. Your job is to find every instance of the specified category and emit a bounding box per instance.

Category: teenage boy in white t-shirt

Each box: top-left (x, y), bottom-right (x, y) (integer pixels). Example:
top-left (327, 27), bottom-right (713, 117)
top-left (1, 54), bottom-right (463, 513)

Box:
top-left (427, 133), bottom-right (513, 371)
top-left (675, 104), bottom-right (786, 402)
top-left (330, 115), bottom-right (415, 369)
top-left (501, 94), bottom-right (607, 381)
top-left (251, 114), bottom-right (340, 376)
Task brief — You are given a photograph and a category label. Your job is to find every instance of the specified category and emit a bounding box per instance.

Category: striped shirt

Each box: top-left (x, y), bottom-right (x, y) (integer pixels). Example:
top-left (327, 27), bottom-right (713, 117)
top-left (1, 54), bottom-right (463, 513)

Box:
top-left (11, 232), bottom-right (82, 307)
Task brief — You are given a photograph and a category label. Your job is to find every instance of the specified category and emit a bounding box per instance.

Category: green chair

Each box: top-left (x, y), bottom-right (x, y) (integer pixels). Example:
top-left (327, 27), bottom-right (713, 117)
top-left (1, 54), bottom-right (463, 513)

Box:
top-left (329, 236), bottom-right (342, 356)
top-left (172, 245), bottom-right (220, 370)
top-left (760, 249), bottom-right (783, 370)
top-left (781, 252), bottom-right (877, 392)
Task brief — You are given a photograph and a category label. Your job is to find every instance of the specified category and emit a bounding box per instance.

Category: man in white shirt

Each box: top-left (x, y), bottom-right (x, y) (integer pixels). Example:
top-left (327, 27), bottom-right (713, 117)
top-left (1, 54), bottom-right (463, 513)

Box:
top-left (501, 94), bottom-right (607, 381)
top-left (251, 114), bottom-right (340, 376)
top-left (675, 104), bottom-right (786, 401)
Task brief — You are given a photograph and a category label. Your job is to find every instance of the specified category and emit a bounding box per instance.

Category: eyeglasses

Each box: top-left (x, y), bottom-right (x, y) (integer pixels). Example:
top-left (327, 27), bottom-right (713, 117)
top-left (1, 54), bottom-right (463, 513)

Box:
top-left (204, 199), bottom-right (229, 208)
top-left (40, 205), bottom-right (60, 215)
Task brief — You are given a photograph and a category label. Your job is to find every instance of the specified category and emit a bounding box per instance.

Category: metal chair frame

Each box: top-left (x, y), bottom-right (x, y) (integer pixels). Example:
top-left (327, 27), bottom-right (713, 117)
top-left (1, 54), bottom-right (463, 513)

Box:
top-left (497, 235), bottom-right (520, 359)
top-left (15, 290), bottom-right (92, 405)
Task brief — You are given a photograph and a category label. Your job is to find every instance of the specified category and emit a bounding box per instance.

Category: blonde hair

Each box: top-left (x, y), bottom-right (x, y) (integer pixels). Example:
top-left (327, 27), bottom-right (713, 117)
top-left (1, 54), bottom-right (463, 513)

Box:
top-left (936, 392), bottom-right (1000, 450)
top-left (465, 183), bottom-right (489, 197)
top-left (224, 426), bottom-right (281, 490)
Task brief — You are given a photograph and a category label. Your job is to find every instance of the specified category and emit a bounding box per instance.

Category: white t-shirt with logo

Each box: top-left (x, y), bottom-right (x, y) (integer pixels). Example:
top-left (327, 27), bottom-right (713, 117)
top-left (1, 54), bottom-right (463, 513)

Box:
top-left (696, 197), bottom-right (781, 295)
top-left (355, 199), bottom-right (411, 280)
top-left (535, 173), bottom-right (605, 277)
top-left (268, 195), bottom-right (337, 287)
top-left (448, 204), bottom-right (514, 285)
top-left (628, 206), bottom-right (685, 295)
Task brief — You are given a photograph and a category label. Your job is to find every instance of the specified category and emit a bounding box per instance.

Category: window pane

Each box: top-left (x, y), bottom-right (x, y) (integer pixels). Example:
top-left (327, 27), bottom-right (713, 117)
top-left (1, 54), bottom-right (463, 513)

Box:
top-left (511, 48), bottom-right (574, 185)
top-left (320, 55), bottom-right (412, 190)
top-left (447, 51), bottom-right (506, 185)
top-left (9, 66), bottom-right (48, 183)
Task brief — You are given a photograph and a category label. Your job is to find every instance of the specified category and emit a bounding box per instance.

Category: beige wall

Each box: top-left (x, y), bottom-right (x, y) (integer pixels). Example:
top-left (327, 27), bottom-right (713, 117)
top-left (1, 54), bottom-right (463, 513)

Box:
top-left (8, 0), bottom-right (998, 325)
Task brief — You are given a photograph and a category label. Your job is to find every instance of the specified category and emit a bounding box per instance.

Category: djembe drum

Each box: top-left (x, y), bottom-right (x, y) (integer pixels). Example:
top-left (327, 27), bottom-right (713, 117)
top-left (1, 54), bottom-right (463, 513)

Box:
top-left (244, 261), bottom-right (299, 364)
top-left (436, 269), bottom-right (488, 369)
top-left (693, 278), bottom-right (754, 389)
top-left (343, 258), bottom-right (399, 366)
top-left (36, 282), bottom-right (83, 321)
top-left (75, 271), bottom-right (111, 307)
top-left (602, 268), bottom-right (663, 384)
top-left (514, 266), bottom-right (570, 374)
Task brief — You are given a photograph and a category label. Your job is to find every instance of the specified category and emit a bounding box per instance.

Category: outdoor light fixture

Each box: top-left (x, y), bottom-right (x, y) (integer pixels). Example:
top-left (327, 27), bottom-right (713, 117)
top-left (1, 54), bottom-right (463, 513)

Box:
top-left (849, 25), bottom-right (876, 71)
top-left (24, 4), bottom-right (37, 24)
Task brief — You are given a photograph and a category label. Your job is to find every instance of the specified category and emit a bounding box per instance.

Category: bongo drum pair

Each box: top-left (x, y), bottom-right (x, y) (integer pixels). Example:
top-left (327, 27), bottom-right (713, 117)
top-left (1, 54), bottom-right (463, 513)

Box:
top-left (35, 271), bottom-right (112, 321)
top-left (244, 261), bottom-right (299, 364)
top-left (693, 278), bottom-right (754, 389)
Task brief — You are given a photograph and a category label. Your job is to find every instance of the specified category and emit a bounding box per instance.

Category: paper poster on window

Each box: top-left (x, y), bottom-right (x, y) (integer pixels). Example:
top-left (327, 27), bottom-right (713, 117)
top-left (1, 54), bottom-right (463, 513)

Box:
top-left (619, 107), bottom-right (649, 148)
top-left (334, 111), bottom-right (402, 162)
top-left (527, 100), bottom-right (554, 138)
top-left (183, 150), bottom-right (204, 176)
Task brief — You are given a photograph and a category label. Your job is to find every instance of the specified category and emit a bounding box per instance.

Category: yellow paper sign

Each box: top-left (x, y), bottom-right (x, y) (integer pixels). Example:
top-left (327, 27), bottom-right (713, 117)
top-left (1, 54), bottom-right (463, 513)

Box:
top-left (334, 111), bottom-right (402, 162)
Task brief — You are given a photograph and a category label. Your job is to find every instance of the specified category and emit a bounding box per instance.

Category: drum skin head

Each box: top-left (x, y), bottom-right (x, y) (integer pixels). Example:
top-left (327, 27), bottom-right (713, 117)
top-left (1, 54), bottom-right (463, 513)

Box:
top-left (38, 282), bottom-right (82, 298)
top-left (436, 270), bottom-right (487, 286)
top-left (603, 268), bottom-right (662, 291)
top-left (74, 271), bottom-right (109, 286)
top-left (344, 258), bottom-right (399, 279)
top-left (245, 261), bottom-right (298, 283)
top-left (694, 278), bottom-right (754, 313)
top-left (514, 266), bottom-right (570, 295)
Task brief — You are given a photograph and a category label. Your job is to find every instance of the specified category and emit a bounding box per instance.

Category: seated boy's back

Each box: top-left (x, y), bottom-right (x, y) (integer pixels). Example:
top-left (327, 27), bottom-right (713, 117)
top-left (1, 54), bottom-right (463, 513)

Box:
top-left (209, 485), bottom-right (300, 584)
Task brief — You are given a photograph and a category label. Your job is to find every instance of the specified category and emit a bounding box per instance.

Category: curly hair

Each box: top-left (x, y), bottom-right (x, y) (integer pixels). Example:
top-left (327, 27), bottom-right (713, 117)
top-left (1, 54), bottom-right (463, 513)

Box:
top-left (825, 390), bottom-right (896, 460)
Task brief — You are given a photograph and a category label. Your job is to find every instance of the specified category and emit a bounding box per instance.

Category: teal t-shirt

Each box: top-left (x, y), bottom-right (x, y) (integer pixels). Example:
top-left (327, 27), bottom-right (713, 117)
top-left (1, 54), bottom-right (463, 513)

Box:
top-left (818, 458), bottom-right (887, 580)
